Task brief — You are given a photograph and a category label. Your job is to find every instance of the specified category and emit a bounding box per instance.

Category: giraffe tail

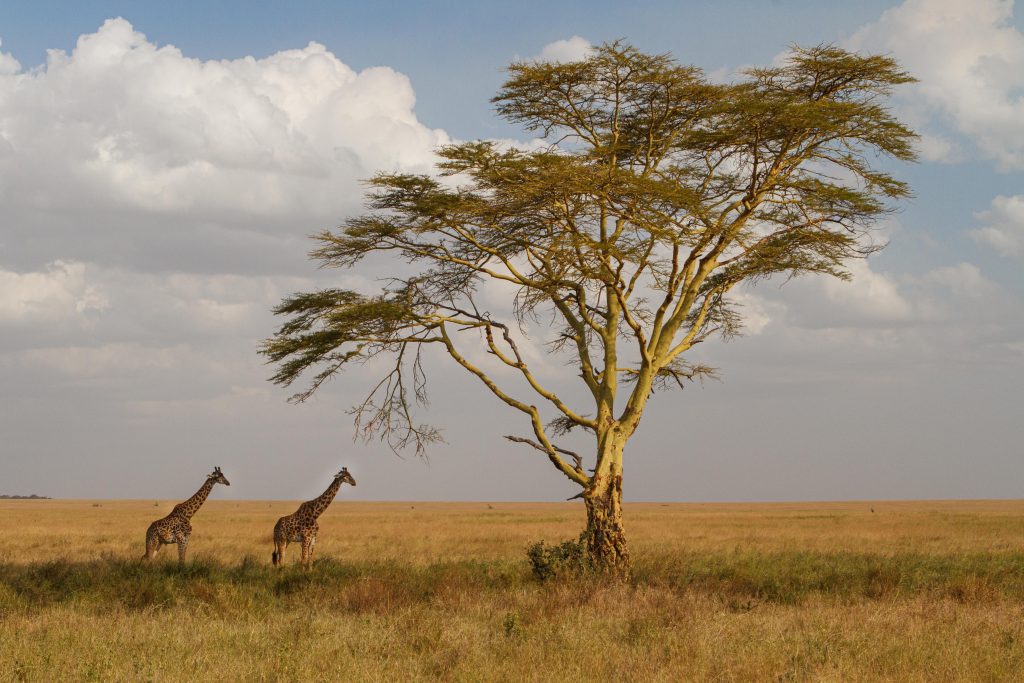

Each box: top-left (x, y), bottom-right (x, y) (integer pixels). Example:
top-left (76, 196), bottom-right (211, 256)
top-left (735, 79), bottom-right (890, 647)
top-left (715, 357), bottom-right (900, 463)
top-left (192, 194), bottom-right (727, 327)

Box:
top-left (272, 550), bottom-right (279, 566)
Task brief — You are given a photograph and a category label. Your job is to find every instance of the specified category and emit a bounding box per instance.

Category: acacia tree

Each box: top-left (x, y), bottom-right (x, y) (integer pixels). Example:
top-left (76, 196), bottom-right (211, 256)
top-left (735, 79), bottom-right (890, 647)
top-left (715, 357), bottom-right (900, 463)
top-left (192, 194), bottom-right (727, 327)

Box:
top-left (262, 43), bottom-right (915, 570)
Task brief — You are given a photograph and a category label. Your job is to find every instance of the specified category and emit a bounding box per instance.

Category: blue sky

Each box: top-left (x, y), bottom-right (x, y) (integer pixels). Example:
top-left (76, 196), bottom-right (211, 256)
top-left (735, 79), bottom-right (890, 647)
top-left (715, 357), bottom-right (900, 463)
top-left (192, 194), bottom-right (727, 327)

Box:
top-left (0, 0), bottom-right (1021, 501)
top-left (0, 1), bottom-right (915, 137)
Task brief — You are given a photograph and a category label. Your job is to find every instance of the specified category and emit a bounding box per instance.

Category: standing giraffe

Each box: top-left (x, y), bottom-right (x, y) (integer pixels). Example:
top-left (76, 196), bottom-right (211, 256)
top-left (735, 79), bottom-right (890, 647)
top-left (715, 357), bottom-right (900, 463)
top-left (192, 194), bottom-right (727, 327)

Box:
top-left (142, 467), bottom-right (230, 562)
top-left (272, 467), bottom-right (356, 567)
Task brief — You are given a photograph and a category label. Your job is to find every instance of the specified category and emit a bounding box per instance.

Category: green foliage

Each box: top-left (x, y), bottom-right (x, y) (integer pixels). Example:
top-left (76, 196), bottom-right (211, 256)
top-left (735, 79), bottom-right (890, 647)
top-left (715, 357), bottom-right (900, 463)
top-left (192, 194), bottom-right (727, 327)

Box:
top-left (262, 41), bottom-right (917, 458)
top-left (526, 534), bottom-right (594, 581)
top-left (261, 42), bottom-right (918, 556)
top-left (262, 289), bottom-right (421, 401)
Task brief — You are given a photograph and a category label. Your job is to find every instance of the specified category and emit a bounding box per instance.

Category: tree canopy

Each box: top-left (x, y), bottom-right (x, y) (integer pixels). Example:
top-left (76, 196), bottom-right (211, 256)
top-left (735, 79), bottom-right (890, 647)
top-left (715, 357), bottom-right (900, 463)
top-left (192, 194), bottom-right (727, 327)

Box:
top-left (262, 42), bottom-right (916, 568)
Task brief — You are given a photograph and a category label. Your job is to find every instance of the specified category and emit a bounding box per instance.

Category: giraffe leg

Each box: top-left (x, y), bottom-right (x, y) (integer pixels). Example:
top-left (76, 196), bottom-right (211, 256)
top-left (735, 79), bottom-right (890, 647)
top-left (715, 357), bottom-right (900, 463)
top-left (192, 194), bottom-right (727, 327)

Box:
top-left (301, 535), bottom-right (314, 568)
top-left (177, 536), bottom-right (189, 563)
top-left (143, 531), bottom-right (159, 561)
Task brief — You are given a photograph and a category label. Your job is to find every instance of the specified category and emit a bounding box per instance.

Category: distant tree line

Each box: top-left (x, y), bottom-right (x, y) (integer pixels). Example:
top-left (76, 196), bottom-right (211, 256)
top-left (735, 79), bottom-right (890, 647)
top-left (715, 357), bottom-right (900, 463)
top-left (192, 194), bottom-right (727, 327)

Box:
top-left (0, 494), bottom-right (51, 499)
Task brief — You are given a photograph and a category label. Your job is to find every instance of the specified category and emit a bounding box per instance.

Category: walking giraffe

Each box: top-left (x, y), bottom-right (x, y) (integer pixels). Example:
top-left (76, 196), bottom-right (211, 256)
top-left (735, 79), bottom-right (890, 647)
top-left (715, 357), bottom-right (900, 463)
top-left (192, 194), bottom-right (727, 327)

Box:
top-left (142, 467), bottom-right (230, 562)
top-left (272, 467), bottom-right (356, 567)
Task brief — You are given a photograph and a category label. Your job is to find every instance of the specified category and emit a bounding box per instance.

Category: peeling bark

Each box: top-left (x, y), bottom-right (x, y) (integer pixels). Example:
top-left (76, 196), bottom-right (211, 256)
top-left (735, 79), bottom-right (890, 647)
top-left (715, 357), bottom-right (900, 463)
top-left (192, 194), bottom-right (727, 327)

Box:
top-left (584, 472), bottom-right (629, 571)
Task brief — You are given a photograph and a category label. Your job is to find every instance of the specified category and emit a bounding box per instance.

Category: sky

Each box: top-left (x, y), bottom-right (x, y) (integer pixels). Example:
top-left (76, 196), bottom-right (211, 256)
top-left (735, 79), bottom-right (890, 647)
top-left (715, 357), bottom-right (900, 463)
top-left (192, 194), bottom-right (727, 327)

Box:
top-left (0, 0), bottom-right (1021, 502)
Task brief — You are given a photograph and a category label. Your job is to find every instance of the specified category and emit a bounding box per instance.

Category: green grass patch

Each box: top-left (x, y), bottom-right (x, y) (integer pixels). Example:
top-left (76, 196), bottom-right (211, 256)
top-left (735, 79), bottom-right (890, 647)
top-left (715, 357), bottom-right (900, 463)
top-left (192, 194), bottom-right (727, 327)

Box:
top-left (639, 549), bottom-right (1024, 604)
top-left (0, 555), bottom-right (526, 615)
top-left (2, 549), bottom-right (1023, 616)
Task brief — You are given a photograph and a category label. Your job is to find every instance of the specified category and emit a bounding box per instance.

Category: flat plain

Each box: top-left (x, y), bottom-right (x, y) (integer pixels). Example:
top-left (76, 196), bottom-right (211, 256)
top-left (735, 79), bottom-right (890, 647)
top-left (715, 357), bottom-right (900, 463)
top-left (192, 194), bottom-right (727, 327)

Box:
top-left (2, 498), bottom-right (1024, 681)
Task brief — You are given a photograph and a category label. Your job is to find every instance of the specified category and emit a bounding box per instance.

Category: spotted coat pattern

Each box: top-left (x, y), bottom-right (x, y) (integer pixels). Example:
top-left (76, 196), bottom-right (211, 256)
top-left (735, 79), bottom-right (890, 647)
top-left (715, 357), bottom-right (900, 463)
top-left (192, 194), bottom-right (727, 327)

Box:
top-left (143, 467), bottom-right (230, 562)
top-left (272, 467), bottom-right (356, 567)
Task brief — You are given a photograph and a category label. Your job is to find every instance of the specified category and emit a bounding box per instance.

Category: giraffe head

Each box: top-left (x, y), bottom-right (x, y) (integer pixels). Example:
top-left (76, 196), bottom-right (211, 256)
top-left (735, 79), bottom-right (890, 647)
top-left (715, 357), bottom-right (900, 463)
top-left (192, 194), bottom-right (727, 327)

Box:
top-left (208, 467), bottom-right (231, 486)
top-left (335, 467), bottom-right (356, 487)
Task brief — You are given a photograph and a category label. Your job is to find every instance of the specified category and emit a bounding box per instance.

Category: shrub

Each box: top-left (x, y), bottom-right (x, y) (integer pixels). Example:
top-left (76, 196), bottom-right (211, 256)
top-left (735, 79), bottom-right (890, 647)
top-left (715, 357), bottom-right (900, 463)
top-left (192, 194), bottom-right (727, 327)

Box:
top-left (526, 534), bottom-right (592, 581)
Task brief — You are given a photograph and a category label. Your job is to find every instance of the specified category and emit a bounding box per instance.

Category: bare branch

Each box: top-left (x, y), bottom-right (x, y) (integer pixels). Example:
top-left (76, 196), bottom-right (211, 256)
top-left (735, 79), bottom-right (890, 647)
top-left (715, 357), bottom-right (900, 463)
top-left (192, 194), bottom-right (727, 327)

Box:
top-left (504, 435), bottom-right (586, 474)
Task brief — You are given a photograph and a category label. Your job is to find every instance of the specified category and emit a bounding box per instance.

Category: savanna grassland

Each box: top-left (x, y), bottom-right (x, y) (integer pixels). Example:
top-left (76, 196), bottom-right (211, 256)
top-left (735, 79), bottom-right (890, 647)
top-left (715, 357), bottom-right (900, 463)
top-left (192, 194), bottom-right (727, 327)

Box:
top-left (2, 499), bottom-right (1024, 682)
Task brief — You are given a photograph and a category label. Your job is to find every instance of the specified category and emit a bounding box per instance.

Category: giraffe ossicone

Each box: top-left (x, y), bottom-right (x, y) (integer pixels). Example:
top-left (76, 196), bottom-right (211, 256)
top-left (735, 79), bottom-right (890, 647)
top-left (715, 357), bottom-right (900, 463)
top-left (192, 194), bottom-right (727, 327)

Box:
top-left (142, 467), bottom-right (230, 563)
top-left (272, 467), bottom-right (356, 567)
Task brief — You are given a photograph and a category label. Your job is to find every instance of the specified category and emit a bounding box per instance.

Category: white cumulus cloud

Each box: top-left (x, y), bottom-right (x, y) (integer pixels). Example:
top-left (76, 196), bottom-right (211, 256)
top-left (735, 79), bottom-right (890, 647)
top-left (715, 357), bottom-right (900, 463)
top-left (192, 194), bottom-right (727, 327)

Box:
top-left (849, 0), bottom-right (1024, 170)
top-left (0, 19), bottom-right (456, 407)
top-left (0, 18), bottom-right (449, 273)
top-left (0, 261), bottom-right (108, 323)
top-left (971, 194), bottom-right (1024, 258)
top-left (535, 36), bottom-right (593, 63)
top-left (0, 18), bottom-right (468, 415)
top-left (737, 256), bottom-right (1004, 337)
top-left (819, 260), bottom-right (913, 323)
top-left (921, 262), bottom-right (998, 297)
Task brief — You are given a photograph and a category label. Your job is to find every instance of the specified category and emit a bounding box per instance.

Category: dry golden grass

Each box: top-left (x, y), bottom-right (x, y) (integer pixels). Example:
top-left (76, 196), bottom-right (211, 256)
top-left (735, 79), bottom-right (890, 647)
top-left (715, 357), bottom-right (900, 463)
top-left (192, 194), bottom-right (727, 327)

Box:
top-left (5, 498), bottom-right (1023, 564)
top-left (2, 499), bottom-right (1024, 681)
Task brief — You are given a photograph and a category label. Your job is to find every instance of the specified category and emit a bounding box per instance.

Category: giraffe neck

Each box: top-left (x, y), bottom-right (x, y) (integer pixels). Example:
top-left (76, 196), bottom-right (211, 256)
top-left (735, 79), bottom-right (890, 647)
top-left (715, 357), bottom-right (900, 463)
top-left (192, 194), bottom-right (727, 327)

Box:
top-left (174, 478), bottom-right (215, 520)
top-left (307, 478), bottom-right (343, 519)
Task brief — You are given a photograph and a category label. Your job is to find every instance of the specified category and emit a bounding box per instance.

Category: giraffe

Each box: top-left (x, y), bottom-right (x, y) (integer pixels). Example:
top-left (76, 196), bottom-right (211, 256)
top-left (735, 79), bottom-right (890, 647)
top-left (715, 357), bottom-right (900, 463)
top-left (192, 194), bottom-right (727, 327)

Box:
top-left (272, 467), bottom-right (356, 567)
top-left (142, 467), bottom-right (230, 562)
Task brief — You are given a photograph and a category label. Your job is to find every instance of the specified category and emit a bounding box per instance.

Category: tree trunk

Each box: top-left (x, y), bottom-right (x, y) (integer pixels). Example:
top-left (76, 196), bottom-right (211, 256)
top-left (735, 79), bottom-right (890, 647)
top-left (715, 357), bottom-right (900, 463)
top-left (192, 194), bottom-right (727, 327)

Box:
top-left (584, 470), bottom-right (629, 571)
